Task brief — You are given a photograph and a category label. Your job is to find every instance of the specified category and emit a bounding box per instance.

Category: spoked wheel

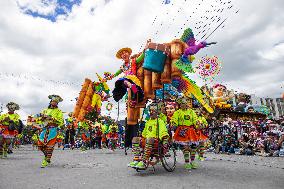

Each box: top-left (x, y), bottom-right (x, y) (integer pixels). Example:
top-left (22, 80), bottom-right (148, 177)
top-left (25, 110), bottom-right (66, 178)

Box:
top-left (161, 145), bottom-right (177, 172)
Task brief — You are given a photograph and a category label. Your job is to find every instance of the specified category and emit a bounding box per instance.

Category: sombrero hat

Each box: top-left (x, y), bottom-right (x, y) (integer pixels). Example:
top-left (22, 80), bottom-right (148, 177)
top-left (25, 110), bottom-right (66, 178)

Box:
top-left (48, 94), bottom-right (63, 103)
top-left (116, 47), bottom-right (132, 59)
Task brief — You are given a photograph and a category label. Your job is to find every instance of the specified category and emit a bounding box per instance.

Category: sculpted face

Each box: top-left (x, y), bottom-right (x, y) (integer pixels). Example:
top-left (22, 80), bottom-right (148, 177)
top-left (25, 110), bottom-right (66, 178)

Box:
top-left (121, 50), bottom-right (130, 62)
top-left (166, 103), bottom-right (177, 117)
top-left (149, 106), bottom-right (158, 119)
top-left (214, 86), bottom-right (226, 97)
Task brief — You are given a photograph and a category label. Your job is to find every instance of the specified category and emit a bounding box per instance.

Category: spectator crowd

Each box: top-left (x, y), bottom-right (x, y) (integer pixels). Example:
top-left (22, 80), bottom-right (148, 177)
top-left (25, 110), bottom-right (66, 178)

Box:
top-left (208, 116), bottom-right (284, 157)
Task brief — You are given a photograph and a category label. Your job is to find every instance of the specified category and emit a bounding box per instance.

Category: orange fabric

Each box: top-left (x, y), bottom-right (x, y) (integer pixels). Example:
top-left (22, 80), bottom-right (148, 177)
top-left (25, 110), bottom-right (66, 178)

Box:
top-left (196, 130), bottom-right (208, 142)
top-left (82, 133), bottom-right (90, 142)
top-left (0, 125), bottom-right (17, 137)
top-left (107, 132), bottom-right (118, 140)
top-left (102, 137), bottom-right (106, 142)
top-left (101, 134), bottom-right (107, 142)
top-left (38, 138), bottom-right (57, 147)
top-left (173, 126), bottom-right (199, 144)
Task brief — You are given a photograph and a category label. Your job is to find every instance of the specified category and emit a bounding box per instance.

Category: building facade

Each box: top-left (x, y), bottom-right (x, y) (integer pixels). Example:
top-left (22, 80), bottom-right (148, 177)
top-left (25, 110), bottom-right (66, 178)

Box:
top-left (250, 94), bottom-right (284, 118)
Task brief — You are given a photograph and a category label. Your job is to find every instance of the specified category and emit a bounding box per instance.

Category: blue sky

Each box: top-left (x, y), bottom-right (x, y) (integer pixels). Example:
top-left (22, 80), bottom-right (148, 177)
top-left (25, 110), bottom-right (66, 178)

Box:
top-left (18, 0), bottom-right (82, 22)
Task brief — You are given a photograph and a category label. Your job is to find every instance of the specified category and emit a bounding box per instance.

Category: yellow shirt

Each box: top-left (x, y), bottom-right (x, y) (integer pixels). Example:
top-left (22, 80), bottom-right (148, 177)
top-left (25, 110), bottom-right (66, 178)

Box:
top-left (32, 134), bottom-right (39, 141)
top-left (159, 113), bottom-right (167, 123)
top-left (101, 124), bottom-right (108, 134)
top-left (171, 109), bottom-right (197, 127)
top-left (142, 118), bottom-right (169, 140)
top-left (0, 113), bottom-right (20, 126)
top-left (91, 93), bottom-right (102, 110)
top-left (41, 108), bottom-right (64, 127)
top-left (109, 125), bottom-right (118, 133)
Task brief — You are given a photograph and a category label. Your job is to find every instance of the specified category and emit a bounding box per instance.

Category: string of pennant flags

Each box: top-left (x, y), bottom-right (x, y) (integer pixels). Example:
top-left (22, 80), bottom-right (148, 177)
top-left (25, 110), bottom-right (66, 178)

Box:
top-left (139, 0), bottom-right (239, 52)
top-left (0, 72), bottom-right (81, 88)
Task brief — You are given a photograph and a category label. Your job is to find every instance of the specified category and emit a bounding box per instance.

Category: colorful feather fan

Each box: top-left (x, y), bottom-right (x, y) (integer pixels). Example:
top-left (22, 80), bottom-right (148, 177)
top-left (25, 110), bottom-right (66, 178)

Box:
top-left (174, 58), bottom-right (195, 73)
top-left (172, 75), bottom-right (214, 113)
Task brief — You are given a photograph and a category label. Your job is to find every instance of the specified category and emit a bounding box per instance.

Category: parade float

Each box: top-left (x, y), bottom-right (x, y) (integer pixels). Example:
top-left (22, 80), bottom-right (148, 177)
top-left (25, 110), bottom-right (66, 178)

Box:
top-left (210, 89), bottom-right (267, 120)
top-left (72, 28), bottom-right (217, 128)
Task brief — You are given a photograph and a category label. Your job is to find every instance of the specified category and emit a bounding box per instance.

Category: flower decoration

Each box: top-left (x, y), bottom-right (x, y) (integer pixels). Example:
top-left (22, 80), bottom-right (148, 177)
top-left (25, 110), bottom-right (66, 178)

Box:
top-left (106, 102), bottom-right (113, 111)
top-left (195, 56), bottom-right (222, 82)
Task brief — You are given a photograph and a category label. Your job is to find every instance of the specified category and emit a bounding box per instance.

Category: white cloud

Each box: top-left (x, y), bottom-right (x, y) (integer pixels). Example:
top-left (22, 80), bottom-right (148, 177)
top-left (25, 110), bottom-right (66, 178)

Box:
top-left (17, 0), bottom-right (58, 16)
top-left (259, 42), bottom-right (284, 61)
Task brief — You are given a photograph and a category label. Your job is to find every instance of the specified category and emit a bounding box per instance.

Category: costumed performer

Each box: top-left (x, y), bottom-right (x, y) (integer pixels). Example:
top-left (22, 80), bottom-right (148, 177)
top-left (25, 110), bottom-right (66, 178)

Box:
top-left (128, 103), bottom-right (169, 170)
top-left (171, 96), bottom-right (199, 170)
top-left (37, 95), bottom-right (64, 168)
top-left (0, 102), bottom-right (21, 158)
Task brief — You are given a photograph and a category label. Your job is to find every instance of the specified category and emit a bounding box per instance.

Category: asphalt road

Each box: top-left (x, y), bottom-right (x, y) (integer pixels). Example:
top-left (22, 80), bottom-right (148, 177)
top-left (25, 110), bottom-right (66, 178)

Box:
top-left (0, 145), bottom-right (283, 189)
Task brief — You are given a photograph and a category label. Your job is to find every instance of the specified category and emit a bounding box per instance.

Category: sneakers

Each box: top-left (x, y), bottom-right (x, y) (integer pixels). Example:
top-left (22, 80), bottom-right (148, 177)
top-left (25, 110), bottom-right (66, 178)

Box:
top-left (128, 161), bottom-right (147, 170)
top-left (191, 161), bottom-right (198, 169)
top-left (41, 158), bottom-right (49, 168)
top-left (135, 161), bottom-right (146, 170)
top-left (2, 150), bottom-right (8, 158)
top-left (184, 163), bottom-right (192, 170)
top-left (197, 156), bottom-right (205, 161)
top-left (127, 161), bottom-right (139, 168)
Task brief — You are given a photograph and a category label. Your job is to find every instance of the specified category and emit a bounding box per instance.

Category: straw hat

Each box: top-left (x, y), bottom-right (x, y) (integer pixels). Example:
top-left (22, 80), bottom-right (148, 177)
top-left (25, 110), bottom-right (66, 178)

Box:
top-left (116, 47), bottom-right (132, 59)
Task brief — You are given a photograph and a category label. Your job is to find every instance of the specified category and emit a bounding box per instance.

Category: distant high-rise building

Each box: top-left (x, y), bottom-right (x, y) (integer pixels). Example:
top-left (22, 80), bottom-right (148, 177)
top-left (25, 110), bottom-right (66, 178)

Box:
top-left (249, 94), bottom-right (284, 118)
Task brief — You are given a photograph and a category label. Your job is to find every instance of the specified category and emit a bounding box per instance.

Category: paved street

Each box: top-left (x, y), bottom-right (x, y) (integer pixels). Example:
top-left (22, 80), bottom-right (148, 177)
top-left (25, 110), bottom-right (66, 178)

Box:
top-left (1, 145), bottom-right (283, 189)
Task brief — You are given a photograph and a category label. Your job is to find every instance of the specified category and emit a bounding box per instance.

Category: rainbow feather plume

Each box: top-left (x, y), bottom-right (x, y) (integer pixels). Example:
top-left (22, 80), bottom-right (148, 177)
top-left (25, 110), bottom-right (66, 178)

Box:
top-left (172, 75), bottom-right (214, 113)
top-left (174, 59), bottom-right (195, 73)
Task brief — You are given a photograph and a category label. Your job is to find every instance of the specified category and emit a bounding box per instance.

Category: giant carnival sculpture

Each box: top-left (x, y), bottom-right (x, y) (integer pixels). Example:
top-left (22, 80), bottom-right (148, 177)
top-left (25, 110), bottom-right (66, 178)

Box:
top-left (72, 28), bottom-right (216, 126)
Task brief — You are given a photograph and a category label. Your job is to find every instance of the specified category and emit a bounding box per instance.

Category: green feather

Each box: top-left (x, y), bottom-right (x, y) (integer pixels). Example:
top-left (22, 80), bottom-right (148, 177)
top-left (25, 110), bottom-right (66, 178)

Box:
top-left (174, 59), bottom-right (195, 73)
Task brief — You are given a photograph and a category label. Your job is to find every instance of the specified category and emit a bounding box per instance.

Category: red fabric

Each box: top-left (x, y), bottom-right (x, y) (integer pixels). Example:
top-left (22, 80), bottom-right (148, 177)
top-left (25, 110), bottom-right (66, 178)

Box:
top-left (195, 130), bottom-right (208, 142)
top-left (93, 130), bottom-right (102, 137)
top-left (102, 135), bottom-right (107, 142)
top-left (38, 138), bottom-right (57, 147)
top-left (0, 125), bottom-right (17, 137)
top-left (107, 132), bottom-right (118, 140)
top-left (82, 133), bottom-right (90, 142)
top-left (131, 58), bottom-right (137, 75)
top-left (173, 126), bottom-right (199, 144)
